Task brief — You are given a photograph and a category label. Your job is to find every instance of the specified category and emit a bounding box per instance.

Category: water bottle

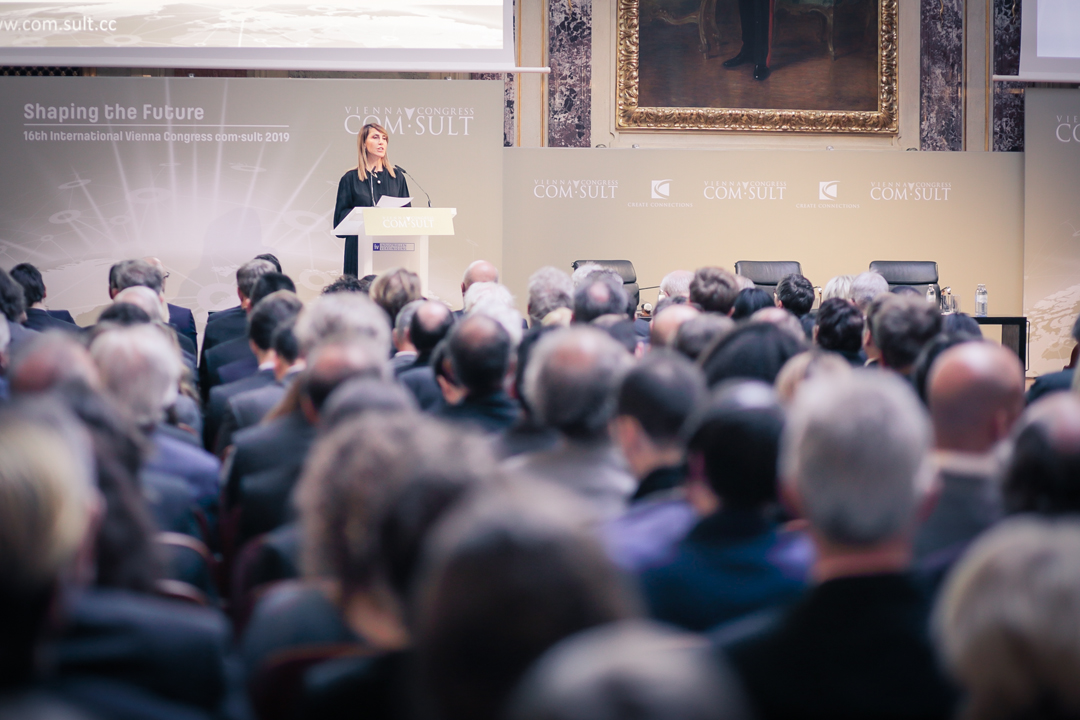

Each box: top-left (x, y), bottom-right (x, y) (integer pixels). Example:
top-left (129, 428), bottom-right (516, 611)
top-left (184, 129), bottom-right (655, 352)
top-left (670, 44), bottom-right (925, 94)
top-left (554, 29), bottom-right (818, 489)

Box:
top-left (975, 284), bottom-right (988, 317)
top-left (926, 285), bottom-right (938, 309)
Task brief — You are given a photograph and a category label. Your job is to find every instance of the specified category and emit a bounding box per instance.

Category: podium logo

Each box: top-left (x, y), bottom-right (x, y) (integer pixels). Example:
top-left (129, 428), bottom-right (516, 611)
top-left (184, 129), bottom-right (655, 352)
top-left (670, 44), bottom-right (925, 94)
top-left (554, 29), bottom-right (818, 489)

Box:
top-left (819, 181), bottom-right (839, 200)
top-left (651, 179), bottom-right (672, 199)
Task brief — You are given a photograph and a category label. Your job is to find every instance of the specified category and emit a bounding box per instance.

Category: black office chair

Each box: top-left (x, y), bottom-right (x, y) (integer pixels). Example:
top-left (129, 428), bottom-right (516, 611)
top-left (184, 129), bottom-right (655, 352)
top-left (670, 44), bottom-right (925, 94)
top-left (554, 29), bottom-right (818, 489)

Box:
top-left (868, 261), bottom-right (940, 298)
top-left (571, 260), bottom-right (639, 311)
top-left (734, 261), bottom-right (803, 293)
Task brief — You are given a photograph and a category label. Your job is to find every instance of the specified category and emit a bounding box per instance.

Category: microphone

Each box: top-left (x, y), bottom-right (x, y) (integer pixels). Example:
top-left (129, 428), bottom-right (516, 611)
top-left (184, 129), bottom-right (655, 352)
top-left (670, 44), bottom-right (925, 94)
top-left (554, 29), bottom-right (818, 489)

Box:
top-left (399, 167), bottom-right (432, 208)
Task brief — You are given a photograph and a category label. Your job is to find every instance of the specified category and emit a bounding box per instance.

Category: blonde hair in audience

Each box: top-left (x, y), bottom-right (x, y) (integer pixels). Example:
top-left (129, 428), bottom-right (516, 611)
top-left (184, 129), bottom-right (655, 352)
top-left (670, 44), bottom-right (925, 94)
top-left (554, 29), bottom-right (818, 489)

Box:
top-left (821, 275), bottom-right (855, 302)
top-left (935, 517), bottom-right (1080, 720)
top-left (0, 419), bottom-right (95, 595)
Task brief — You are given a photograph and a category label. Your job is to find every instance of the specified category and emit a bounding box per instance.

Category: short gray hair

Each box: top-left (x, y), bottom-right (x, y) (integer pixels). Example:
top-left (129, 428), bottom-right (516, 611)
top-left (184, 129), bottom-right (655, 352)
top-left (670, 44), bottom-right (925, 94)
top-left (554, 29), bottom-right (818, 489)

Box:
top-left (90, 324), bottom-right (182, 427)
top-left (293, 291), bottom-right (392, 358)
top-left (236, 258), bottom-right (275, 299)
top-left (780, 371), bottom-right (932, 545)
top-left (659, 270), bottom-right (694, 299)
top-left (114, 285), bottom-right (167, 322)
top-left (821, 274), bottom-right (855, 302)
top-left (110, 259), bottom-right (163, 294)
top-left (528, 267), bottom-right (574, 326)
top-left (936, 517), bottom-right (1080, 720)
top-left (851, 271), bottom-right (889, 313)
top-left (524, 327), bottom-right (633, 441)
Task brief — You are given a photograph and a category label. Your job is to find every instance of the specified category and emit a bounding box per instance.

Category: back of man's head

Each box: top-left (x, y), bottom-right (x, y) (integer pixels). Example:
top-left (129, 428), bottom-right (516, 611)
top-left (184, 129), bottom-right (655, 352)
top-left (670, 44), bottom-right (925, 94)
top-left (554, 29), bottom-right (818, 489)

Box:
top-left (272, 320), bottom-right (300, 365)
top-left (411, 300), bottom-right (455, 355)
top-left (776, 274), bottom-right (815, 317)
top-left (448, 314), bottom-right (512, 397)
top-left (1001, 394), bottom-right (1080, 515)
top-left (659, 270), bottom-right (694, 300)
top-left (249, 272), bottom-right (296, 307)
top-left (574, 274), bottom-right (628, 324)
top-left (302, 338), bottom-right (390, 413)
top-left (9, 333), bottom-right (100, 396)
top-left (651, 304), bottom-right (700, 349)
top-left (394, 298), bottom-right (425, 344)
top-left (871, 294), bottom-right (943, 371)
top-left (700, 322), bottom-right (805, 387)
top-left (528, 267), bottom-right (574, 327)
top-left (851, 271), bottom-right (889, 313)
top-left (462, 260), bottom-right (499, 293)
top-left (928, 342), bottom-right (1024, 454)
top-left (371, 267), bottom-right (422, 328)
top-left (248, 291), bottom-right (304, 352)
top-left (616, 351), bottom-right (705, 446)
top-left (89, 324), bottom-right (182, 428)
top-left (109, 259), bottom-right (163, 295)
top-left (293, 292), bottom-right (392, 359)
top-left (689, 267), bottom-right (739, 315)
top-left (507, 620), bottom-right (749, 720)
top-left (9, 263), bottom-right (45, 307)
top-left (0, 269), bottom-right (27, 322)
top-left (524, 327), bottom-right (633, 441)
top-left (781, 371), bottom-right (932, 546)
top-left (815, 298), bottom-right (864, 354)
top-left (236, 258), bottom-right (276, 301)
top-left (688, 381), bottom-right (784, 508)
top-left (113, 286), bottom-right (166, 322)
top-left (323, 275), bottom-right (367, 295)
top-left (255, 253), bottom-right (282, 273)
top-left (97, 302), bottom-right (152, 327)
top-left (673, 314), bottom-right (734, 362)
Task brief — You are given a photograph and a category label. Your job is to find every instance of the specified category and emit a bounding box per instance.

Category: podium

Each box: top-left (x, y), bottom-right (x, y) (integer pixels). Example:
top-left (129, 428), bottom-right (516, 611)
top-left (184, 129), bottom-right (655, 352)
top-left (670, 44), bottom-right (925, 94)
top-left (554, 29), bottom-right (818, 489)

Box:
top-left (334, 207), bottom-right (457, 292)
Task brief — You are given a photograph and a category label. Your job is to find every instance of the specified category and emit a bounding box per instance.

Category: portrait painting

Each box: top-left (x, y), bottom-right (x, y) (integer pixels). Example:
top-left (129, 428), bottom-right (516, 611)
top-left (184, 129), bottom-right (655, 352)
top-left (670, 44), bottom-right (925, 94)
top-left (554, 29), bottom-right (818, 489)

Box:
top-left (616, 0), bottom-right (897, 132)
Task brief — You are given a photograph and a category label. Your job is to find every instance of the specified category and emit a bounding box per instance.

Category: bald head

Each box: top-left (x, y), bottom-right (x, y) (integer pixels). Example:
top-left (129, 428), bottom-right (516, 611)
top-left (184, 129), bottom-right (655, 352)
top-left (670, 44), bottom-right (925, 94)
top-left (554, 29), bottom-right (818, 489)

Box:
top-left (448, 314), bottom-right (512, 395)
top-left (928, 342), bottom-right (1025, 453)
top-left (411, 300), bottom-right (455, 354)
top-left (9, 332), bottom-right (101, 395)
top-left (462, 260), bottom-right (499, 297)
top-left (650, 304), bottom-right (700, 348)
top-left (114, 285), bottom-right (167, 322)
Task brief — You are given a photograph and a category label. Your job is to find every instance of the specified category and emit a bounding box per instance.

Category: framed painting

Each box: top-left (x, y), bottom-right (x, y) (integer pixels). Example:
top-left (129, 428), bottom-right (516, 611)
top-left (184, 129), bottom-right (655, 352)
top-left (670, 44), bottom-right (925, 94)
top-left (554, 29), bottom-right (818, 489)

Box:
top-left (616, 0), bottom-right (898, 132)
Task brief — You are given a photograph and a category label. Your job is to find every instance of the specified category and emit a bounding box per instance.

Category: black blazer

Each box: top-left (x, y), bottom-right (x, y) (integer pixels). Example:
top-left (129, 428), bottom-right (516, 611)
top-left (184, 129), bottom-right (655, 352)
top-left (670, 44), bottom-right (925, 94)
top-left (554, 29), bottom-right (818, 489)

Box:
top-left (224, 409), bottom-right (316, 509)
top-left (334, 167), bottom-right (410, 276)
top-left (23, 307), bottom-right (81, 334)
top-left (216, 382), bottom-right (287, 455)
top-left (201, 306), bottom-right (246, 358)
top-left (716, 573), bottom-right (957, 720)
top-left (204, 368), bottom-right (276, 451)
top-left (200, 336), bottom-right (255, 401)
top-left (168, 303), bottom-right (198, 351)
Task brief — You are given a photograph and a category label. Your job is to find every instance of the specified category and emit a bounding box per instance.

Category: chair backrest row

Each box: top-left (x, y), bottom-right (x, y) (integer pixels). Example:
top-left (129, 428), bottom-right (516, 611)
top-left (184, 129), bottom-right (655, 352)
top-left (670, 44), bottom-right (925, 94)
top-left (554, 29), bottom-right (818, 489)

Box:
top-left (735, 260), bottom-right (941, 297)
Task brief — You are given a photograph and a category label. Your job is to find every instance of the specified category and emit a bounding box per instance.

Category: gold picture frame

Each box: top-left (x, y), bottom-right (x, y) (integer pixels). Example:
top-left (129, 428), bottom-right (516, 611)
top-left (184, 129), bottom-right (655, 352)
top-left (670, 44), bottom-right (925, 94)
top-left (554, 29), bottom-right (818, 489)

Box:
top-left (616, 0), bottom-right (898, 133)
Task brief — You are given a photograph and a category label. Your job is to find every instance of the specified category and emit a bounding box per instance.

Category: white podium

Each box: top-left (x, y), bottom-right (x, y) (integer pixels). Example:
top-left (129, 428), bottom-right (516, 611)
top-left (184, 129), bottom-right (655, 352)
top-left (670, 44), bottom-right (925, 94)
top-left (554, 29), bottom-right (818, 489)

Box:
top-left (334, 207), bottom-right (457, 293)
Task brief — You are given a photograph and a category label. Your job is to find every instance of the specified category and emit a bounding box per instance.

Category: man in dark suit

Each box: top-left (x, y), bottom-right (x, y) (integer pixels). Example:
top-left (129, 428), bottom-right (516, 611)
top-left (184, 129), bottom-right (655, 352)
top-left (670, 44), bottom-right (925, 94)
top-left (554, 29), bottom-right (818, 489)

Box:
top-left (916, 342), bottom-right (1024, 575)
top-left (199, 256), bottom-right (277, 369)
top-left (10, 262), bottom-right (81, 334)
top-left (142, 257), bottom-right (197, 350)
top-left (399, 300), bottom-right (455, 411)
top-left (715, 372), bottom-right (957, 720)
top-left (225, 337), bottom-right (390, 544)
top-left (204, 291), bottom-right (303, 451)
top-left (200, 271), bottom-right (294, 399)
top-left (1026, 314), bottom-right (1080, 405)
top-left (107, 260), bottom-right (197, 361)
top-left (436, 314), bottom-right (520, 433)
top-left (641, 381), bottom-right (810, 632)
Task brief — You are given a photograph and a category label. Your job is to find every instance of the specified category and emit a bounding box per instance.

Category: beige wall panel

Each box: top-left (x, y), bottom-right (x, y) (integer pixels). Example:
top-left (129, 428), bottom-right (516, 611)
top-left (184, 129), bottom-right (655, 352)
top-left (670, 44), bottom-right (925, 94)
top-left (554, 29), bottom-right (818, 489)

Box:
top-left (503, 147), bottom-right (1023, 319)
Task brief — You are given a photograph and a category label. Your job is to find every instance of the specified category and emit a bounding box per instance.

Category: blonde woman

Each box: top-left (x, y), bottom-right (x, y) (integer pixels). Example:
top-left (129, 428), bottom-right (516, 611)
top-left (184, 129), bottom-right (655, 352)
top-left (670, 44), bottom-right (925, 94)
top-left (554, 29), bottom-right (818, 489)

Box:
top-left (334, 123), bottom-right (411, 277)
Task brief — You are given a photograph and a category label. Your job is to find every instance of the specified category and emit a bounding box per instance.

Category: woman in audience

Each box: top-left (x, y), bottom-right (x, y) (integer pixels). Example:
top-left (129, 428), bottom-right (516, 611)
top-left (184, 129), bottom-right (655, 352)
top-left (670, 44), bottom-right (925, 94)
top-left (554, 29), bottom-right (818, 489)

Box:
top-left (936, 517), bottom-right (1080, 720)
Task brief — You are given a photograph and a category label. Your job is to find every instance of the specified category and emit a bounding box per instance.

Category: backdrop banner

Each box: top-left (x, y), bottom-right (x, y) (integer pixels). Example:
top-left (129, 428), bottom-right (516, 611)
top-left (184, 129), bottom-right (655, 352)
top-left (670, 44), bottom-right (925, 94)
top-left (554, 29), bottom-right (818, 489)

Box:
top-left (503, 146), bottom-right (1023, 349)
top-left (0, 76), bottom-right (502, 328)
top-left (1024, 88), bottom-right (1080, 377)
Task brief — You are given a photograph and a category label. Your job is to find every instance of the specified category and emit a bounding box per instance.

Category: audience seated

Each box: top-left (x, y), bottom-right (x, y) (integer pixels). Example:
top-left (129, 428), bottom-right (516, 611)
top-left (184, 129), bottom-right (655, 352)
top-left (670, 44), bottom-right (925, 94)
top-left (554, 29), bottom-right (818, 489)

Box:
top-left (508, 620), bottom-right (749, 720)
top-left (1026, 312), bottom-right (1080, 405)
top-left (603, 352), bottom-right (705, 572)
top-left (10, 262), bottom-right (80, 333)
top-left (0, 256), bottom-right (1071, 720)
top-left (507, 327), bottom-right (635, 521)
top-left (642, 381), bottom-right (810, 631)
top-left (716, 372), bottom-right (957, 720)
top-left (916, 342), bottom-right (1024, 572)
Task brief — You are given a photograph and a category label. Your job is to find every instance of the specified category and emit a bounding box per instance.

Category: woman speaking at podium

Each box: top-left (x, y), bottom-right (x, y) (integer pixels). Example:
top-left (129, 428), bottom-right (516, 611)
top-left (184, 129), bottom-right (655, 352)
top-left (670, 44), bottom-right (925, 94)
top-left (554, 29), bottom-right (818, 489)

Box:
top-left (334, 122), bottom-right (410, 276)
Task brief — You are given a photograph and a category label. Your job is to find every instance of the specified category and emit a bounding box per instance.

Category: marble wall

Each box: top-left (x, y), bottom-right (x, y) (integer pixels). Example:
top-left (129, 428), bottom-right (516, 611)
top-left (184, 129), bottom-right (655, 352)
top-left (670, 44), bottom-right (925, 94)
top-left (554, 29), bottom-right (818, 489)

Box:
top-left (547, 0), bottom-right (592, 147)
top-left (993, 0), bottom-right (1024, 152)
top-left (920, 0), bottom-right (964, 151)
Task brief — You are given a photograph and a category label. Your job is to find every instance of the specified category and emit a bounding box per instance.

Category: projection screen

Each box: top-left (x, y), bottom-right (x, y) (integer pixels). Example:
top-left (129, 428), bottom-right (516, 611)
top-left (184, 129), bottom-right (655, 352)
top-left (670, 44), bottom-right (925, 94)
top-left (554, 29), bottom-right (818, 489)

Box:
top-left (1016, 0), bottom-right (1080, 82)
top-left (0, 0), bottom-right (516, 72)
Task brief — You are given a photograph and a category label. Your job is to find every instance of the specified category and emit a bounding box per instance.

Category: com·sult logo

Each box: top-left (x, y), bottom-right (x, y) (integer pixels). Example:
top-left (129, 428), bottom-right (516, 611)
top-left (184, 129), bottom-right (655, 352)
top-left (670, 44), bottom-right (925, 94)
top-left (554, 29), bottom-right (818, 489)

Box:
top-left (651, 179), bottom-right (672, 199)
top-left (819, 181), bottom-right (839, 200)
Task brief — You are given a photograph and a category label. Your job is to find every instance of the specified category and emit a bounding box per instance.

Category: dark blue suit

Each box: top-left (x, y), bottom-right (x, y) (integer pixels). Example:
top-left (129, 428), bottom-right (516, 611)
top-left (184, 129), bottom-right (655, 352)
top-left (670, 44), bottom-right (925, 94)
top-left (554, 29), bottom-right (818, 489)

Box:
top-left (168, 303), bottom-right (198, 352)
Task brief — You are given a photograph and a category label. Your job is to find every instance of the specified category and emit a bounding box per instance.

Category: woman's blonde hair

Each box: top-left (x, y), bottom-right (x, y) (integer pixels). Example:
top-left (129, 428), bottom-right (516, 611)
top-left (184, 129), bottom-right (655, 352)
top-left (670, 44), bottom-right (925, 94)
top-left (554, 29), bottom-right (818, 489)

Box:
top-left (357, 123), bottom-right (397, 181)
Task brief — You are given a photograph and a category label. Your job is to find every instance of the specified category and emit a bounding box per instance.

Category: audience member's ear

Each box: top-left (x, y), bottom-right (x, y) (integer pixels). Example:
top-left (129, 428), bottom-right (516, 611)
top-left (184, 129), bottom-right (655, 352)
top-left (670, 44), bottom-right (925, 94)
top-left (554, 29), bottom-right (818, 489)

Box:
top-left (610, 415), bottom-right (643, 455)
top-left (300, 393), bottom-right (319, 426)
top-left (684, 453), bottom-right (719, 516)
top-left (436, 374), bottom-right (467, 406)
